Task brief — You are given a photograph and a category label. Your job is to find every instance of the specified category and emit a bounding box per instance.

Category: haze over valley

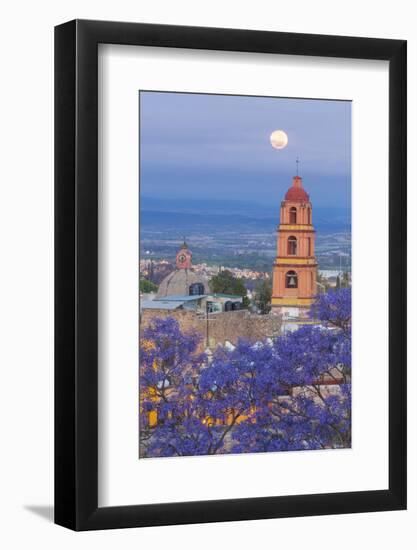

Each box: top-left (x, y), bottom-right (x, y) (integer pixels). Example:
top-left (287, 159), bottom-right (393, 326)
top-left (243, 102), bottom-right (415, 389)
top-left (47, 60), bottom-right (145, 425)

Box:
top-left (140, 197), bottom-right (351, 273)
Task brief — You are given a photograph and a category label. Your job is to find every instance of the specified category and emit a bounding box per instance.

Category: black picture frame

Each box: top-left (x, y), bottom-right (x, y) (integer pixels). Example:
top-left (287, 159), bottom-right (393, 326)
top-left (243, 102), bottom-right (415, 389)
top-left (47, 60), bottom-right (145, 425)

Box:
top-left (55, 19), bottom-right (407, 531)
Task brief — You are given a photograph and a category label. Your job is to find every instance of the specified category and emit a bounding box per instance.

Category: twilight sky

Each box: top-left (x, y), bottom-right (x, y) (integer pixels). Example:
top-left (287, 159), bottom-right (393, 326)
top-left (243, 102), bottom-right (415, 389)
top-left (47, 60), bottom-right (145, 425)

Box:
top-left (139, 91), bottom-right (351, 210)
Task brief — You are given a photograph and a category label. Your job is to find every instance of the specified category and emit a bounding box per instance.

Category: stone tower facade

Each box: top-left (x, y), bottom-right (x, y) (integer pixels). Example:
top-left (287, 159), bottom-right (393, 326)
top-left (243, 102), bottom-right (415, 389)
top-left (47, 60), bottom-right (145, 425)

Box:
top-left (271, 175), bottom-right (317, 316)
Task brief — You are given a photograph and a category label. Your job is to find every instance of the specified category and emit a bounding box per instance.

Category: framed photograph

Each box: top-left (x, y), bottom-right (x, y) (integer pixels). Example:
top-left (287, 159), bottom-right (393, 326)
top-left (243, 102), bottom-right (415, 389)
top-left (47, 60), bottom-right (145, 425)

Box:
top-left (55, 20), bottom-right (406, 530)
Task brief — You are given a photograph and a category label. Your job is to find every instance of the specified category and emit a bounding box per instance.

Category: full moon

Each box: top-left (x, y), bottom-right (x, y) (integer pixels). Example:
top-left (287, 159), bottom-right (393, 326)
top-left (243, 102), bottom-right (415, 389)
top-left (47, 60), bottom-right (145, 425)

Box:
top-left (270, 130), bottom-right (288, 150)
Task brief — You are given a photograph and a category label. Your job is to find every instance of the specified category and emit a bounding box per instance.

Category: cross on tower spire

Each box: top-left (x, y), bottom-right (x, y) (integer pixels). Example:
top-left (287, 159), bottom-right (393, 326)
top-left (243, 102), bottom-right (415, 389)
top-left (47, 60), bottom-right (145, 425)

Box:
top-left (296, 156), bottom-right (300, 176)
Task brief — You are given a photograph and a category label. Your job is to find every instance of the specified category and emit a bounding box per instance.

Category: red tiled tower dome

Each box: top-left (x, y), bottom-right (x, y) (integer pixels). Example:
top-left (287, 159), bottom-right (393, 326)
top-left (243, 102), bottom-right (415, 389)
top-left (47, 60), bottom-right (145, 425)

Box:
top-left (284, 175), bottom-right (310, 202)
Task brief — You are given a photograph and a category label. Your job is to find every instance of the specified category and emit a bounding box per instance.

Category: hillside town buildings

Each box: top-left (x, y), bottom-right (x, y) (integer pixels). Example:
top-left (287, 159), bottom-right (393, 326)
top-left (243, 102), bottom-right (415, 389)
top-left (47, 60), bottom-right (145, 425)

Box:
top-left (140, 174), bottom-right (349, 345)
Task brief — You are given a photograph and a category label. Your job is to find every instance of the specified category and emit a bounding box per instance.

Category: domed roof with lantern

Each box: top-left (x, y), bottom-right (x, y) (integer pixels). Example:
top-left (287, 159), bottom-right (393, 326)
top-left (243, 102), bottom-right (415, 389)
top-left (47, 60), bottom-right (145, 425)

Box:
top-left (155, 240), bottom-right (208, 299)
top-left (284, 176), bottom-right (310, 202)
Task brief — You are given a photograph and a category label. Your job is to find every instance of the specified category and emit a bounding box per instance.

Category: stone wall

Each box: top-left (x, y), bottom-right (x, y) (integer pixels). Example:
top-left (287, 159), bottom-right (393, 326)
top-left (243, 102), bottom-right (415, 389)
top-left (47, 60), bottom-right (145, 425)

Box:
top-left (140, 308), bottom-right (282, 350)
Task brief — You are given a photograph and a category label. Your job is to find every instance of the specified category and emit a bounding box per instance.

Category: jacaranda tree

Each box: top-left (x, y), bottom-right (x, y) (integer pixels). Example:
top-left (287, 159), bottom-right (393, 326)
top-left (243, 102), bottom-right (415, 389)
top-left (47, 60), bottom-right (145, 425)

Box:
top-left (139, 288), bottom-right (351, 457)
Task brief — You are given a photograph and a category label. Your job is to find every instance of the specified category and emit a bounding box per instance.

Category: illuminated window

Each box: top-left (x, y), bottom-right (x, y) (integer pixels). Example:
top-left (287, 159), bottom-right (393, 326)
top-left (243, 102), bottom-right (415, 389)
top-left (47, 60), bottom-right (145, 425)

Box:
top-left (148, 410), bottom-right (157, 427)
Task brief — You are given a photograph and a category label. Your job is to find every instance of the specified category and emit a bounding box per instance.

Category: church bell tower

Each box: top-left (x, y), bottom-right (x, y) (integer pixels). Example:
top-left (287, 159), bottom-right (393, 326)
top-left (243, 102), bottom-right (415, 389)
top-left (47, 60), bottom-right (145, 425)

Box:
top-left (271, 175), bottom-right (317, 316)
top-left (175, 239), bottom-right (192, 269)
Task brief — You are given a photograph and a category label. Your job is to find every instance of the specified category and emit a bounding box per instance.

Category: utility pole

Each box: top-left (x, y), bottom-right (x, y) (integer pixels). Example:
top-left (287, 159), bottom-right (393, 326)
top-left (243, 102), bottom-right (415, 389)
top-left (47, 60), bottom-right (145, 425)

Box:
top-left (206, 302), bottom-right (209, 348)
top-left (204, 301), bottom-right (218, 350)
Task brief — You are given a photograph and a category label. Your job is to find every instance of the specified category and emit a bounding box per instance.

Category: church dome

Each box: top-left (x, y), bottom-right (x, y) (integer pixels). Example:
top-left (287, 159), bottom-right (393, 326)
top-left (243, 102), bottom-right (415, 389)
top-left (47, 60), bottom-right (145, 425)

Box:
top-left (284, 175), bottom-right (310, 202)
top-left (156, 269), bottom-right (208, 298)
top-left (285, 187), bottom-right (310, 201)
top-left (156, 240), bottom-right (208, 298)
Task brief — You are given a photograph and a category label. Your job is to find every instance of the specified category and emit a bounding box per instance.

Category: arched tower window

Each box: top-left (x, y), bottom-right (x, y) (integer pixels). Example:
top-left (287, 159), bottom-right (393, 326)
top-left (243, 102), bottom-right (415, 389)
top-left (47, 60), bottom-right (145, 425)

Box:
top-left (286, 271), bottom-right (298, 288)
top-left (287, 236), bottom-right (297, 255)
top-left (307, 207), bottom-right (311, 225)
top-left (307, 237), bottom-right (311, 256)
top-left (289, 207), bottom-right (297, 224)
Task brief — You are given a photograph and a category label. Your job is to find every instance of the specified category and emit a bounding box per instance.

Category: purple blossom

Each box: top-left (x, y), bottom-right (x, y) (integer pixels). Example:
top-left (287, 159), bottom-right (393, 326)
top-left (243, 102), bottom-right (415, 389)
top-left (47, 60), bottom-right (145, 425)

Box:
top-left (140, 289), bottom-right (352, 458)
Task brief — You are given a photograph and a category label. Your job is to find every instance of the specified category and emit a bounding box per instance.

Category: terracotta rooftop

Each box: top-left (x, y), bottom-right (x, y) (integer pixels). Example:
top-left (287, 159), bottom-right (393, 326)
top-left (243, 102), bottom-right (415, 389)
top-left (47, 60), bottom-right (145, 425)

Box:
top-left (284, 175), bottom-right (310, 202)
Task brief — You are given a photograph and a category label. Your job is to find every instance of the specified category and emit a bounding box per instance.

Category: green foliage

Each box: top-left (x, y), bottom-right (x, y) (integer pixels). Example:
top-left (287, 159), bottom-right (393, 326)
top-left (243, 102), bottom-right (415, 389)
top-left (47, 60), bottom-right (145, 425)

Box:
top-left (254, 278), bottom-right (272, 314)
top-left (210, 270), bottom-right (248, 307)
top-left (242, 296), bottom-right (251, 309)
top-left (341, 271), bottom-right (351, 288)
top-left (140, 278), bottom-right (158, 293)
top-left (210, 270), bottom-right (246, 296)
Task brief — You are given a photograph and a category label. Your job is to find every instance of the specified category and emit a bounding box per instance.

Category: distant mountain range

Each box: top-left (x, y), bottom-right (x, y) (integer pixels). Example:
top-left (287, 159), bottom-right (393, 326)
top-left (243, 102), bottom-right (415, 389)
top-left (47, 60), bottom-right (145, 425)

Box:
top-left (141, 196), bottom-right (269, 216)
top-left (140, 196), bottom-right (351, 235)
